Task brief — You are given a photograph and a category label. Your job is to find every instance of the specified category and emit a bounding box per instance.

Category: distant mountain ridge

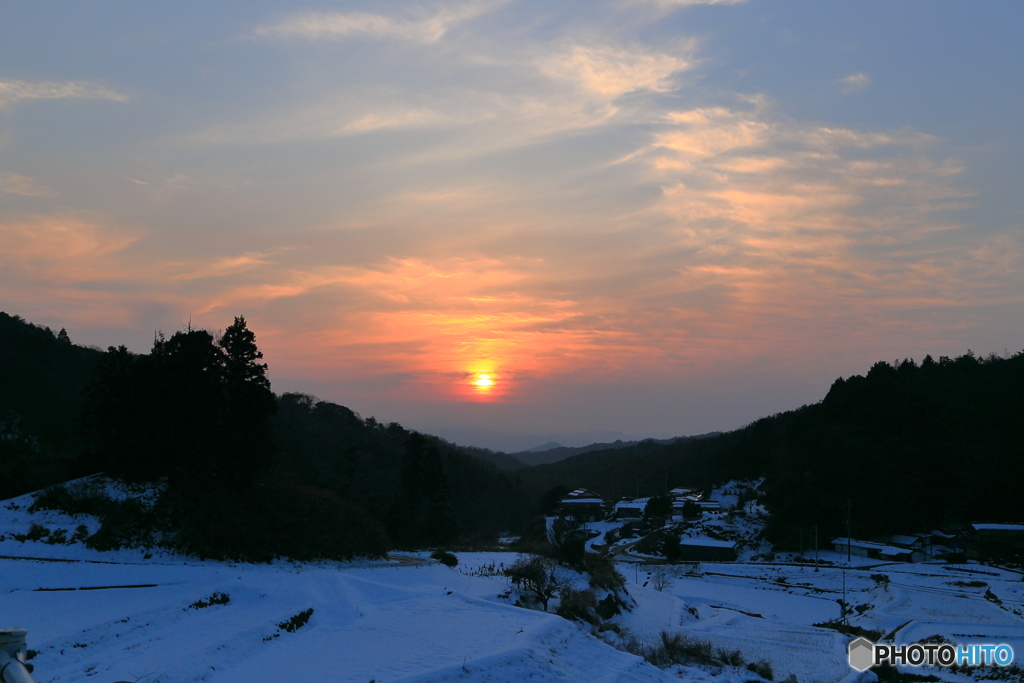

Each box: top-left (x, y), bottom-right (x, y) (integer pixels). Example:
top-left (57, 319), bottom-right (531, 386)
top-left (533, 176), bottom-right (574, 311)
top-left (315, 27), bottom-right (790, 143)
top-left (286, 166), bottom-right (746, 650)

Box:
top-left (509, 434), bottom-right (722, 467)
top-left (447, 433), bottom-right (723, 470)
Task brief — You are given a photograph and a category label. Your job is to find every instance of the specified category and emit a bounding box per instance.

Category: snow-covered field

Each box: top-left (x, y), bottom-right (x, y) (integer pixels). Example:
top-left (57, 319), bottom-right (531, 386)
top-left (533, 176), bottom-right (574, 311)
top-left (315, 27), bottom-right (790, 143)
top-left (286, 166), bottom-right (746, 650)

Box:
top-left (3, 485), bottom-right (1023, 683)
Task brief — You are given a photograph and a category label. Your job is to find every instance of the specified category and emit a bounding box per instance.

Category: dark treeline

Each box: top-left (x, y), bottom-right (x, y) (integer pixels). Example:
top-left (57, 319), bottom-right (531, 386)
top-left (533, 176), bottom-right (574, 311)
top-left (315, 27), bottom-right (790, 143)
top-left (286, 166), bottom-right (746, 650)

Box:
top-left (0, 312), bottom-right (528, 560)
top-left (0, 313), bottom-right (102, 500)
top-left (4, 310), bottom-right (1022, 557)
top-left (273, 393), bottom-right (528, 548)
top-left (517, 351), bottom-right (1024, 545)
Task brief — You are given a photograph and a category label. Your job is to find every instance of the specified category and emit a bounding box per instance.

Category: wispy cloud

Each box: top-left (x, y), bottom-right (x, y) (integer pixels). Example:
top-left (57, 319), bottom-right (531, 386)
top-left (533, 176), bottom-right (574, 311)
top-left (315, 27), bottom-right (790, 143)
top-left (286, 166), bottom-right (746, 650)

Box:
top-left (254, 3), bottom-right (499, 43)
top-left (0, 79), bottom-right (128, 108)
top-left (538, 44), bottom-right (691, 97)
top-left (838, 72), bottom-right (871, 93)
top-left (0, 173), bottom-right (57, 197)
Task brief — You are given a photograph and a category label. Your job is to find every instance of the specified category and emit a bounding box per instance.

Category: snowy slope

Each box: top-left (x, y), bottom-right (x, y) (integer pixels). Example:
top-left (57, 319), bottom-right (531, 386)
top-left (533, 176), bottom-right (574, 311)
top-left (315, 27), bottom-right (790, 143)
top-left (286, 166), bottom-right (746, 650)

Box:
top-left (4, 484), bottom-right (1023, 683)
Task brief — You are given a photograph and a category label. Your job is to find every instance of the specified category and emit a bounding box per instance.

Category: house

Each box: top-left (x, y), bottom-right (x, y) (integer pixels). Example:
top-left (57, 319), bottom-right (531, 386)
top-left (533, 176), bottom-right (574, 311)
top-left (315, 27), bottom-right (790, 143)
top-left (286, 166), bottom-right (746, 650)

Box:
top-left (831, 537), bottom-right (920, 562)
top-left (613, 498), bottom-right (648, 520)
top-left (969, 523), bottom-right (1024, 554)
top-left (558, 488), bottom-right (605, 523)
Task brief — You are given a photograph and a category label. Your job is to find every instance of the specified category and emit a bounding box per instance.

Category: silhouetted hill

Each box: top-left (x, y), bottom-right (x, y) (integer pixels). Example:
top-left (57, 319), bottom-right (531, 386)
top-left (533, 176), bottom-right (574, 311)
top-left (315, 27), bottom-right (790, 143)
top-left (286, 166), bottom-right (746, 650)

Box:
top-left (516, 351), bottom-right (1024, 546)
top-left (510, 434), bottom-right (721, 467)
top-left (0, 312), bottom-right (103, 499)
top-left (445, 441), bottom-right (527, 471)
top-left (0, 312), bottom-right (529, 558)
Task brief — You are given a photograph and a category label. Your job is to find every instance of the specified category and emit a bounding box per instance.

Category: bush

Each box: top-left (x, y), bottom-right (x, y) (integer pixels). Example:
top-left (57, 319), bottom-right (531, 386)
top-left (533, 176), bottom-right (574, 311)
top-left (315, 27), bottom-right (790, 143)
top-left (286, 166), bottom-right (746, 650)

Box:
top-left (717, 647), bottom-right (744, 666)
top-left (596, 593), bottom-right (622, 620)
top-left (431, 550), bottom-right (458, 567)
top-left (747, 660), bottom-right (774, 680)
top-left (187, 592), bottom-right (230, 609)
top-left (84, 498), bottom-right (157, 551)
top-left (30, 481), bottom-right (118, 517)
top-left (14, 524), bottom-right (51, 542)
top-left (582, 552), bottom-right (625, 591)
top-left (556, 587), bottom-right (598, 624)
top-left (279, 608), bottom-right (314, 632)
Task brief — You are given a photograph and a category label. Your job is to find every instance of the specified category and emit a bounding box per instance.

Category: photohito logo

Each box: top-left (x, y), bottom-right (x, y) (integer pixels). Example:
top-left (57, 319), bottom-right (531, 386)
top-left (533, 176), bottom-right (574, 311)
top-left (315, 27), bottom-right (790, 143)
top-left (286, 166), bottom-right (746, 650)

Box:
top-left (848, 637), bottom-right (1015, 672)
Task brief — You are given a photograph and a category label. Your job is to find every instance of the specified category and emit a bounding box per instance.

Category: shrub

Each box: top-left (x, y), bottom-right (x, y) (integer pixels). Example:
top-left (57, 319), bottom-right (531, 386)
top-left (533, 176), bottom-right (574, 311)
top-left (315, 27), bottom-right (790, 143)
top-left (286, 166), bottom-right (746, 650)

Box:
top-left (596, 593), bottom-right (622, 620)
top-left (279, 608), bottom-right (314, 633)
top-left (747, 660), bottom-right (774, 680)
top-left (187, 592), bottom-right (230, 609)
top-left (15, 524), bottom-right (51, 542)
top-left (717, 647), bottom-right (745, 666)
top-left (556, 587), bottom-right (598, 624)
top-left (431, 550), bottom-right (458, 567)
top-left (84, 498), bottom-right (157, 551)
top-left (46, 528), bottom-right (68, 544)
top-left (582, 552), bottom-right (626, 591)
top-left (870, 573), bottom-right (891, 587)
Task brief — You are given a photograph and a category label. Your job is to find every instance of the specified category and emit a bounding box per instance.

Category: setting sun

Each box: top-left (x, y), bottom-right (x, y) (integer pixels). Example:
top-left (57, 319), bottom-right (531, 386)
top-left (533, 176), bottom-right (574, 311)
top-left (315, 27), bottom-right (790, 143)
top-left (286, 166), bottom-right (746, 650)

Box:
top-left (473, 374), bottom-right (494, 388)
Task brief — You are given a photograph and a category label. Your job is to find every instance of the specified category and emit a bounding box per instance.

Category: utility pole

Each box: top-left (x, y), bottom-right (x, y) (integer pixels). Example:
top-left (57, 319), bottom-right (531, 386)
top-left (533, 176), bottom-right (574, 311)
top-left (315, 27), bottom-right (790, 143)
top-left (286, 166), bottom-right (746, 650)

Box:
top-left (846, 499), bottom-right (852, 564)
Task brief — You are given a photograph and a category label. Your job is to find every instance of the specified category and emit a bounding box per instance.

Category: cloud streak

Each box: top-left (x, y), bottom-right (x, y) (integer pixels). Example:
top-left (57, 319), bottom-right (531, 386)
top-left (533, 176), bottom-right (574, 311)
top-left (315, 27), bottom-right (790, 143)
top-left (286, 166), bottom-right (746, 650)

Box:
top-left (254, 3), bottom-right (499, 43)
top-left (839, 72), bottom-right (871, 93)
top-left (0, 79), bottom-right (128, 108)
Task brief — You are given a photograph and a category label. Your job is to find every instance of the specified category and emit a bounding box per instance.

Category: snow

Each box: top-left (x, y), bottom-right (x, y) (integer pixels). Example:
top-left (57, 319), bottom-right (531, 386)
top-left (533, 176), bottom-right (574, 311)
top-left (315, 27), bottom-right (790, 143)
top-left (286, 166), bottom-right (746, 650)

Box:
top-left (972, 524), bottom-right (1024, 532)
top-left (4, 481), bottom-right (1024, 683)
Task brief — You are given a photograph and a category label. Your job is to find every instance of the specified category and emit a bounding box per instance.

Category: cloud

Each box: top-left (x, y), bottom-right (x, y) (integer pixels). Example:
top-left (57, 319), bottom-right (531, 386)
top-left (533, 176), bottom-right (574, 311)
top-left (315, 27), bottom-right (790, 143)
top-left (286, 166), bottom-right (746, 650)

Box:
top-left (254, 3), bottom-right (498, 43)
top-left (186, 40), bottom-right (688, 155)
top-left (0, 173), bottom-right (57, 197)
top-left (838, 72), bottom-right (871, 93)
top-left (538, 44), bottom-right (691, 97)
top-left (0, 79), bottom-right (128, 108)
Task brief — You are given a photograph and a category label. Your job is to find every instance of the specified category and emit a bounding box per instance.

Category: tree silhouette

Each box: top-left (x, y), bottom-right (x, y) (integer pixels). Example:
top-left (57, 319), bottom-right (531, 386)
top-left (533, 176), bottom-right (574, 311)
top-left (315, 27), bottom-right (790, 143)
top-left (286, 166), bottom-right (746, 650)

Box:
top-left (219, 316), bottom-right (276, 486)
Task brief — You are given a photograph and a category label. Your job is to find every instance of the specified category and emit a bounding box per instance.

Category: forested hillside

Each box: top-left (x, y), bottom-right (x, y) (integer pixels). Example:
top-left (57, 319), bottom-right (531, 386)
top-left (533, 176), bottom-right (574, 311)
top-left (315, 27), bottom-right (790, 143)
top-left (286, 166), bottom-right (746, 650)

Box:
top-left (3, 310), bottom-right (1020, 558)
top-left (0, 313), bottom-right (528, 559)
top-left (0, 312), bottom-right (102, 500)
top-left (518, 352), bottom-right (1024, 545)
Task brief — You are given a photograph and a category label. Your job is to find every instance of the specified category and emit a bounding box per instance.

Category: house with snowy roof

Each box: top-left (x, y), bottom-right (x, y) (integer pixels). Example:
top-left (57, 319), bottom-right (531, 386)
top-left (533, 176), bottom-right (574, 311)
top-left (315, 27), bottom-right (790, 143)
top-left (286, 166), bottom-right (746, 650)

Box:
top-left (558, 489), bottom-right (605, 523)
top-left (831, 537), bottom-right (922, 562)
top-left (613, 498), bottom-right (648, 520)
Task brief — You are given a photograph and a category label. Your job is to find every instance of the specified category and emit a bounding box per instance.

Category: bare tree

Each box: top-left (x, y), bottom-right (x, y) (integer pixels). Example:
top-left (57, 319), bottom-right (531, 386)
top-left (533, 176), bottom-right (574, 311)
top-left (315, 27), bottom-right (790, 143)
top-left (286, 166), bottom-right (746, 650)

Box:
top-left (505, 554), bottom-right (571, 611)
top-left (650, 566), bottom-right (674, 592)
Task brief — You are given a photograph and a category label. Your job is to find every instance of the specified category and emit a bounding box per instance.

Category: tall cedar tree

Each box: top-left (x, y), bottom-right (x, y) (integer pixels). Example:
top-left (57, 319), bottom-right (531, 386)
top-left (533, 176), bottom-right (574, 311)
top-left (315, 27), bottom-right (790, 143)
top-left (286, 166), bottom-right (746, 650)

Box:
top-left (81, 317), bottom-right (276, 489)
top-left (219, 315), bottom-right (277, 485)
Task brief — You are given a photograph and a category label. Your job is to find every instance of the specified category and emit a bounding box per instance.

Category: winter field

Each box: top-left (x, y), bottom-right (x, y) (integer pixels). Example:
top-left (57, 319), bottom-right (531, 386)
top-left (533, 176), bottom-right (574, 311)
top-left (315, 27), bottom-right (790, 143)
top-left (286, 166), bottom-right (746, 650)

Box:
top-left (2, 486), bottom-right (1023, 683)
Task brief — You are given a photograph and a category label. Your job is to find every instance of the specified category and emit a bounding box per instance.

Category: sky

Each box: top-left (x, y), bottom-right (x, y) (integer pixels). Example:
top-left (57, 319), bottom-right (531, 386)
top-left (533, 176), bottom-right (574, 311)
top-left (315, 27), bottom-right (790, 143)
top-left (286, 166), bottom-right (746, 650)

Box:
top-left (2, 1), bottom-right (1022, 451)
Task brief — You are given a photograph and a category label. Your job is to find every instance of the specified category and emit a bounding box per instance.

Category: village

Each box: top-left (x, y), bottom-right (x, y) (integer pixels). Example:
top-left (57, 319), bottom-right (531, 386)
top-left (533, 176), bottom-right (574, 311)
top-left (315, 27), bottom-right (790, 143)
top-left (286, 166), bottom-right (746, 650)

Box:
top-left (549, 481), bottom-right (1024, 567)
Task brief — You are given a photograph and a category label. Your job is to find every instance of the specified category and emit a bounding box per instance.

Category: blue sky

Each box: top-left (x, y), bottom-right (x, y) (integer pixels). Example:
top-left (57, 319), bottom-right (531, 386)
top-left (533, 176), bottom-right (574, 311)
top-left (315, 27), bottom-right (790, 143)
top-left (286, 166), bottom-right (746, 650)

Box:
top-left (2, 1), bottom-right (1022, 450)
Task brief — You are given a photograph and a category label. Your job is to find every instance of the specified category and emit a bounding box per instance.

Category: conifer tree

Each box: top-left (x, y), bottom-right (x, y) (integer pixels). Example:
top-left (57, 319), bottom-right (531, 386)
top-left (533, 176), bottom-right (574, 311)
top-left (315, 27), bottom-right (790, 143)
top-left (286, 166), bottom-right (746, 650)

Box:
top-left (219, 316), bottom-right (276, 486)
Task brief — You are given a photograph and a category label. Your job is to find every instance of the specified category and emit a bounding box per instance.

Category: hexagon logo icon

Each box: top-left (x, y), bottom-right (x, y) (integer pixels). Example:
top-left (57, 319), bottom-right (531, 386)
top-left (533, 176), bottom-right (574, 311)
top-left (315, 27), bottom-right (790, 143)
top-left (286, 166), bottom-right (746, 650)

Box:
top-left (848, 637), bottom-right (875, 671)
